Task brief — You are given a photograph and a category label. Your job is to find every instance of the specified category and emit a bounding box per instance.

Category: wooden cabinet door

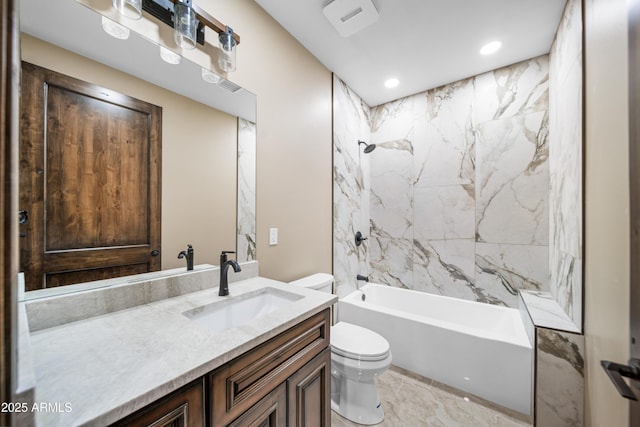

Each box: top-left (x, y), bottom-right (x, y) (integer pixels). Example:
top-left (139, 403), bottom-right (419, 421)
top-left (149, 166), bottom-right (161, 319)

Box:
top-left (110, 379), bottom-right (204, 427)
top-left (19, 62), bottom-right (161, 290)
top-left (209, 310), bottom-right (329, 426)
top-left (286, 348), bottom-right (331, 427)
top-left (227, 383), bottom-right (287, 427)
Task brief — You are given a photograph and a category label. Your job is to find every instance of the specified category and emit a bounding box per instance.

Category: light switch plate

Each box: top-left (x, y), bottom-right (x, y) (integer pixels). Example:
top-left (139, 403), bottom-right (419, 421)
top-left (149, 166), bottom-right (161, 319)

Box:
top-left (269, 228), bottom-right (278, 245)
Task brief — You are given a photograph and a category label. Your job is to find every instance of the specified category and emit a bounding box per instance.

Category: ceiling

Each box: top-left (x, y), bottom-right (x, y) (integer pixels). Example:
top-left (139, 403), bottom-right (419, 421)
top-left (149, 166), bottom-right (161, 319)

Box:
top-left (255, 0), bottom-right (567, 107)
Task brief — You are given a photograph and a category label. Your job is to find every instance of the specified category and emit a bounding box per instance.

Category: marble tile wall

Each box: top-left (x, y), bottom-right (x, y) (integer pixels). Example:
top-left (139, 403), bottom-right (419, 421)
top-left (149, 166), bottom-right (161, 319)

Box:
top-left (536, 328), bottom-right (584, 426)
top-left (237, 119), bottom-right (256, 262)
top-left (549, 0), bottom-right (583, 329)
top-left (366, 56), bottom-right (550, 308)
top-left (331, 0), bottom-right (582, 317)
top-left (332, 2), bottom-right (583, 423)
top-left (332, 76), bottom-right (371, 297)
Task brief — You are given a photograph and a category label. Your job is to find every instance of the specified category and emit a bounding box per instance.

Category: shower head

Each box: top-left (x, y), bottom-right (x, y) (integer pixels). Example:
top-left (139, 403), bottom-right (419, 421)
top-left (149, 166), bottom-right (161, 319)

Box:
top-left (358, 140), bottom-right (376, 153)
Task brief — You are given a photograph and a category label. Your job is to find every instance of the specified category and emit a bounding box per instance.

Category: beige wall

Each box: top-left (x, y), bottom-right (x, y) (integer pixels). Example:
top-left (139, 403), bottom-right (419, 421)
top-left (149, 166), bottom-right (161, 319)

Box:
top-left (197, 0), bottom-right (333, 282)
top-left (584, 0), bottom-right (630, 425)
top-left (20, 34), bottom-right (238, 269)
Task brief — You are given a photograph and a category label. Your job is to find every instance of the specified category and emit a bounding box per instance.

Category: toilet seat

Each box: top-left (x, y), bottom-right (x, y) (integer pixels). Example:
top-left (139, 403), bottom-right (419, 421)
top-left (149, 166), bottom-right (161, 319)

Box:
top-left (331, 322), bottom-right (390, 361)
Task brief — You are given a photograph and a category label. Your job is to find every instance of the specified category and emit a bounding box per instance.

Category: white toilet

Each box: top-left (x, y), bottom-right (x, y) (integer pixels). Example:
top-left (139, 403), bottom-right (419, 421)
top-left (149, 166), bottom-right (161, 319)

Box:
top-left (289, 273), bottom-right (392, 425)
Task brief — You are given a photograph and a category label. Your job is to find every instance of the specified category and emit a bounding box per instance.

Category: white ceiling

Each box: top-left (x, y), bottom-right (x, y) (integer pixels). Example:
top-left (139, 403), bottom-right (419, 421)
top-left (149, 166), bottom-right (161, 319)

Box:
top-left (255, 0), bottom-right (567, 107)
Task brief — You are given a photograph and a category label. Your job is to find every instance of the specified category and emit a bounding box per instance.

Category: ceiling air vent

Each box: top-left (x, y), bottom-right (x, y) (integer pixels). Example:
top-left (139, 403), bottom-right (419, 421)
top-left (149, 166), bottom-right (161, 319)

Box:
top-left (323, 0), bottom-right (379, 37)
top-left (218, 79), bottom-right (242, 93)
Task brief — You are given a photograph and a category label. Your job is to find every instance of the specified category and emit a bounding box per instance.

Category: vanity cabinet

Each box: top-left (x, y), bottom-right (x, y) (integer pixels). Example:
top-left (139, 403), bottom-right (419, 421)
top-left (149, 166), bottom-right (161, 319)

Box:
top-left (109, 309), bottom-right (330, 427)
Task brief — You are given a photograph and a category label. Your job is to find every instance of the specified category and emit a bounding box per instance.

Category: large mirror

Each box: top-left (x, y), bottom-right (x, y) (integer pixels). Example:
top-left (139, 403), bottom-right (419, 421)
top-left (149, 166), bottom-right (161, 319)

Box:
top-left (19, 0), bottom-right (256, 297)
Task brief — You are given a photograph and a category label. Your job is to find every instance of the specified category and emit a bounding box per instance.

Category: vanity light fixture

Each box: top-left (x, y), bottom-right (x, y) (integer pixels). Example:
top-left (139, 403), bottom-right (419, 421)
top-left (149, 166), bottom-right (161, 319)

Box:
top-left (108, 0), bottom-right (240, 70)
top-left (101, 16), bottom-right (131, 40)
top-left (479, 40), bottom-right (502, 56)
top-left (111, 0), bottom-right (242, 72)
top-left (160, 46), bottom-right (181, 64)
top-left (112, 0), bottom-right (142, 20)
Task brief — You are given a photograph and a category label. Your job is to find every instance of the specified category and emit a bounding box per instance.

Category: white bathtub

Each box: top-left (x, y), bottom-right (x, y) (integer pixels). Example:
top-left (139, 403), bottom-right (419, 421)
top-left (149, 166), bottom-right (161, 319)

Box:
top-left (338, 284), bottom-right (533, 415)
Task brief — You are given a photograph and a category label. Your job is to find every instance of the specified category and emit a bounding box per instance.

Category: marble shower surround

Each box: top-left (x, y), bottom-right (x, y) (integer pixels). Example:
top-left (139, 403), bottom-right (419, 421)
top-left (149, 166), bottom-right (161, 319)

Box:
top-left (332, 76), bottom-right (372, 297)
top-left (366, 56), bottom-right (550, 308)
top-left (549, 0), bottom-right (583, 329)
top-left (332, 0), bottom-right (582, 319)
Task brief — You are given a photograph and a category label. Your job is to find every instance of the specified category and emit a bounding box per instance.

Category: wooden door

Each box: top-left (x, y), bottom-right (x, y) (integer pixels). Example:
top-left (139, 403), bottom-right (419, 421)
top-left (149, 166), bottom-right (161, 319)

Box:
top-left (1, 0), bottom-right (19, 425)
top-left (19, 62), bottom-right (161, 291)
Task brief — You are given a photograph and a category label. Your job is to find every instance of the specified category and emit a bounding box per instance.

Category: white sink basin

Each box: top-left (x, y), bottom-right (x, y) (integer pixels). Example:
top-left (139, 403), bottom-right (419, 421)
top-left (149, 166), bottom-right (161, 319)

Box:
top-left (182, 287), bottom-right (303, 334)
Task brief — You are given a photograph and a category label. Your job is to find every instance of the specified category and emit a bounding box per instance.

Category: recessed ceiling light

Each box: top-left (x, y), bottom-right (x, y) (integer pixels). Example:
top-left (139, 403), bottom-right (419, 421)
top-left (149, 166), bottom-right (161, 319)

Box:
top-left (384, 78), bottom-right (399, 89)
top-left (201, 67), bottom-right (221, 84)
top-left (101, 16), bottom-right (130, 40)
top-left (159, 46), bottom-right (181, 65)
top-left (480, 41), bottom-right (502, 56)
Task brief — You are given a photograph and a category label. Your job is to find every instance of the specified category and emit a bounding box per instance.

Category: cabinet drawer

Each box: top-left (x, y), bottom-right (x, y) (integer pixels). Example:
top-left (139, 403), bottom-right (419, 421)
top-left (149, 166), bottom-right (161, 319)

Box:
top-left (110, 378), bottom-right (205, 427)
top-left (227, 383), bottom-right (287, 427)
top-left (210, 309), bottom-right (330, 426)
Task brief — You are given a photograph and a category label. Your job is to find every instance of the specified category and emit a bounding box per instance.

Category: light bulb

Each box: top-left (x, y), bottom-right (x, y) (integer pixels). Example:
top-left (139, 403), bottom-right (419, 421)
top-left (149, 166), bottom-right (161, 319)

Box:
top-left (218, 26), bottom-right (237, 72)
top-left (112, 0), bottom-right (142, 20)
top-left (174, 2), bottom-right (197, 50)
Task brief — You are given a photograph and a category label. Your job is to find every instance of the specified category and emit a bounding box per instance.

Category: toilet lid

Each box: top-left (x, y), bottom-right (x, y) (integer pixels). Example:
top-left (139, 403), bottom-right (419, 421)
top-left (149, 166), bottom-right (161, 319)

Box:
top-left (331, 322), bottom-right (390, 361)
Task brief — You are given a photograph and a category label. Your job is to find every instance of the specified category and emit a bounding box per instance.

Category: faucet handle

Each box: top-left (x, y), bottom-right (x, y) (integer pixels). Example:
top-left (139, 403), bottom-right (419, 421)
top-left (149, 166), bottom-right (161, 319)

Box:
top-left (220, 250), bottom-right (236, 264)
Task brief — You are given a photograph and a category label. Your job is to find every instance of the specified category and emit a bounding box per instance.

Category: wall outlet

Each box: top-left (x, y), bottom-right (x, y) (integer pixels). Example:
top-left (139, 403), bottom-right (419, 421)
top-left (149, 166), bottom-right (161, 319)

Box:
top-left (269, 228), bottom-right (278, 246)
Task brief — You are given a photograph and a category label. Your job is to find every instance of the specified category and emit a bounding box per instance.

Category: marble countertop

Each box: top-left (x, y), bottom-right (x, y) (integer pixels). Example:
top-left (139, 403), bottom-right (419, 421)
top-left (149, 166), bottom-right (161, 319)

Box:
top-left (20, 266), bottom-right (336, 426)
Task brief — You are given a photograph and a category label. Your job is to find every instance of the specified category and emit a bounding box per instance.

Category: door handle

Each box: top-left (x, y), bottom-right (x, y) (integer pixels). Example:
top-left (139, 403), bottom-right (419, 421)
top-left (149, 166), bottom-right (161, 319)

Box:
top-left (601, 358), bottom-right (640, 400)
top-left (150, 250), bottom-right (160, 256)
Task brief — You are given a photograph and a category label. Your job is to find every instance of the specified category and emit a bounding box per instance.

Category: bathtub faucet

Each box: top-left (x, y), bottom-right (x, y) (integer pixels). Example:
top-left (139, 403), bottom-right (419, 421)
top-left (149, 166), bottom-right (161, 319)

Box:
top-left (356, 274), bottom-right (369, 282)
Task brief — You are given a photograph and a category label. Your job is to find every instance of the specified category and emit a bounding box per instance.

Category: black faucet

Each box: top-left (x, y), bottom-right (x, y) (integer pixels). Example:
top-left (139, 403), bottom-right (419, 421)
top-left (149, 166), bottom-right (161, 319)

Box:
top-left (178, 244), bottom-right (194, 271)
top-left (219, 251), bottom-right (241, 296)
top-left (356, 274), bottom-right (369, 282)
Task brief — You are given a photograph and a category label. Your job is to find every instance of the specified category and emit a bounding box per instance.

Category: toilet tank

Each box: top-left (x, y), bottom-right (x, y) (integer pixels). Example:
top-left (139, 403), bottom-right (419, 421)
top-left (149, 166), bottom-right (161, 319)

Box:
top-left (289, 273), bottom-right (334, 294)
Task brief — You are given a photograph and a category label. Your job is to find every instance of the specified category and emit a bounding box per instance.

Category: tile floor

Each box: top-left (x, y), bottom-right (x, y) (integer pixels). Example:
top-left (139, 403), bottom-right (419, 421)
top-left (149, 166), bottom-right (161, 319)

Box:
top-left (331, 366), bottom-right (532, 427)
